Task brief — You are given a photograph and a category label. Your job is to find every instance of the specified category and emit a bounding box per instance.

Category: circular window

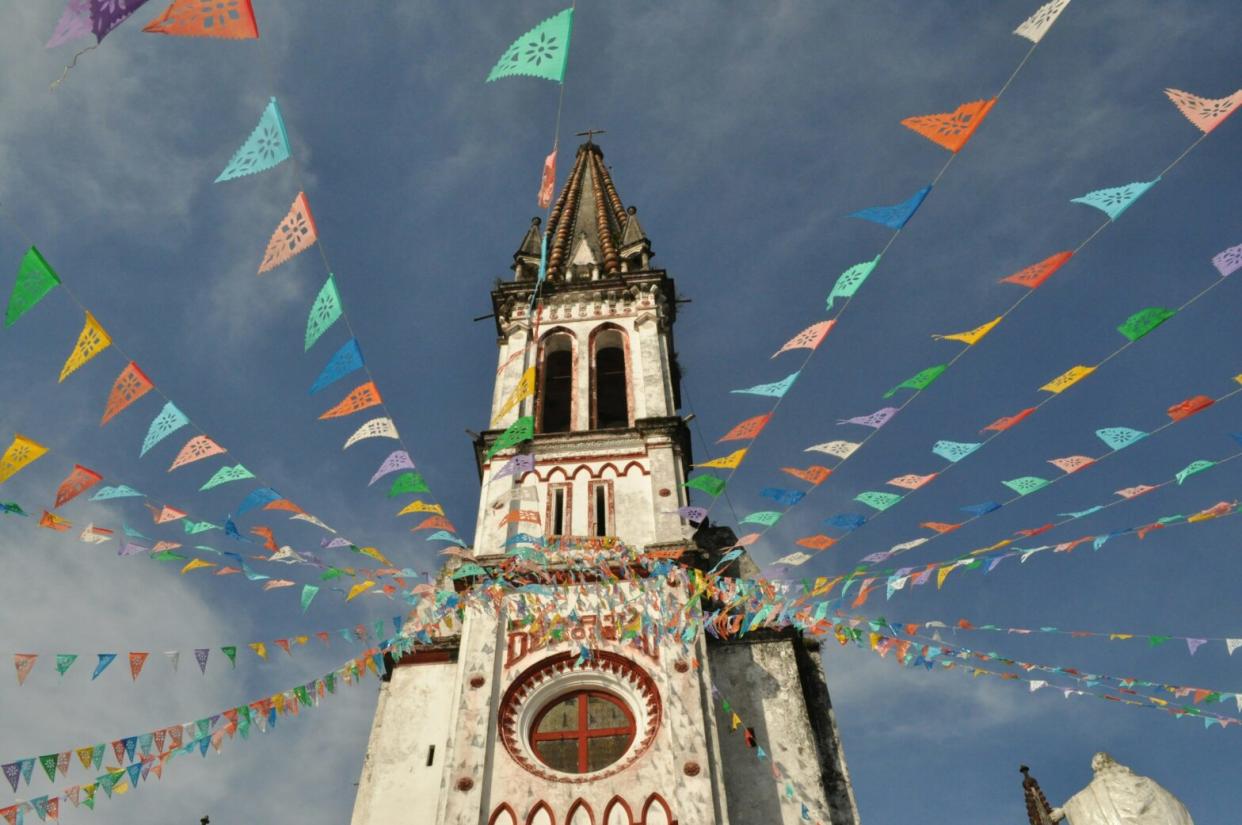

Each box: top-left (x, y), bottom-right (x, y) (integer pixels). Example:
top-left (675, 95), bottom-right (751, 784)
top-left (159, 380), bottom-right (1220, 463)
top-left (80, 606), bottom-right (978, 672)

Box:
top-left (498, 650), bottom-right (661, 783)
top-left (530, 690), bottom-right (636, 773)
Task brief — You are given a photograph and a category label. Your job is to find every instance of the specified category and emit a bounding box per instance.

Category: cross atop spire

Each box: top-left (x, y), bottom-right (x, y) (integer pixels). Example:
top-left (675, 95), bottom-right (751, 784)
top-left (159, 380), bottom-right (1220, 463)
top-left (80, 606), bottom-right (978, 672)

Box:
top-left (575, 128), bottom-right (606, 144)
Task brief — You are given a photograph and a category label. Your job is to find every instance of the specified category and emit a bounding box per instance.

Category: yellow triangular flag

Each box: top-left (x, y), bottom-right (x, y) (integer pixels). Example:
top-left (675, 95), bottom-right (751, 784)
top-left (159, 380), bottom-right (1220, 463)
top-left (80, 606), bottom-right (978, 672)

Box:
top-left (346, 580), bottom-right (375, 601)
top-left (492, 367), bottom-right (535, 425)
top-left (933, 316), bottom-right (1002, 346)
top-left (180, 558), bottom-right (217, 574)
top-left (249, 642), bottom-right (267, 660)
top-left (0, 434), bottom-right (48, 484)
top-left (697, 449), bottom-right (748, 470)
top-left (936, 564), bottom-right (955, 589)
top-left (1040, 364), bottom-right (1096, 394)
top-left (59, 312), bottom-right (112, 382)
top-left (357, 546), bottom-right (390, 565)
top-left (730, 712), bottom-right (741, 731)
top-left (397, 500), bottom-right (444, 516)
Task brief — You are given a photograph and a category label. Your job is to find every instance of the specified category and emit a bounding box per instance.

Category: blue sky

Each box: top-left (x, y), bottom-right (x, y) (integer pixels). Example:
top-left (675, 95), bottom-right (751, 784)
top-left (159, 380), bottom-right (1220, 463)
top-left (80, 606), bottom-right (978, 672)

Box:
top-left (0, 1), bottom-right (1239, 822)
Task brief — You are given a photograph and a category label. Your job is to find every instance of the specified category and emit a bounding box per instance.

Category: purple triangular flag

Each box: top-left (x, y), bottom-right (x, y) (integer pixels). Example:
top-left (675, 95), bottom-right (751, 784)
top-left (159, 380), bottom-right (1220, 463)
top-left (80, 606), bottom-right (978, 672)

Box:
top-left (46, 0), bottom-right (91, 48)
top-left (838, 407), bottom-right (898, 428)
top-left (1186, 638), bottom-right (1208, 655)
top-left (1213, 242), bottom-right (1242, 278)
top-left (90, 0), bottom-right (152, 43)
top-left (194, 648), bottom-right (209, 674)
top-left (675, 506), bottom-right (709, 523)
top-left (368, 451), bottom-right (414, 486)
top-left (493, 453), bottom-right (535, 480)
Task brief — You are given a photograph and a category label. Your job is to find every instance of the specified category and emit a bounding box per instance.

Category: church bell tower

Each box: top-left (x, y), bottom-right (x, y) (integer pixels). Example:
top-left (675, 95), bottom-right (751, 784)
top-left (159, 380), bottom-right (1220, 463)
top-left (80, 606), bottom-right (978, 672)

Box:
top-left (350, 141), bottom-right (859, 825)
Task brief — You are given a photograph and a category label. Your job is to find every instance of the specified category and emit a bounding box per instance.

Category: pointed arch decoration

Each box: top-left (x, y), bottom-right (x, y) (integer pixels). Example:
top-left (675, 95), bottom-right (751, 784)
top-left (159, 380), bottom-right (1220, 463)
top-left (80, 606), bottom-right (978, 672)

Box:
top-left (526, 800), bottom-right (556, 825)
top-left (567, 798), bottom-right (596, 825)
top-left (603, 796), bottom-right (635, 825)
top-left (489, 803), bottom-right (519, 825)
top-left (640, 793), bottom-right (674, 825)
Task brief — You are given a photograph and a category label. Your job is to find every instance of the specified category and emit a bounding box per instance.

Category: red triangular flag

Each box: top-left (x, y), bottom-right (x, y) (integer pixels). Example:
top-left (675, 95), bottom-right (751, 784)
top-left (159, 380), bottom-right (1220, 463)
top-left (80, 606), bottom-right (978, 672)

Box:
top-left (1000, 251), bottom-right (1073, 289)
top-left (54, 465), bottom-right (102, 509)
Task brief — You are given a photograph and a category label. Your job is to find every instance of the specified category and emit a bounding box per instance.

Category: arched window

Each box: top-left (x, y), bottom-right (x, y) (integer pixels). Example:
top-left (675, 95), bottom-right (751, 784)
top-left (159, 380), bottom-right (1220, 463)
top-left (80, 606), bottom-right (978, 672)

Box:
top-left (540, 333), bottom-right (574, 433)
top-left (529, 690), bottom-right (635, 774)
top-left (592, 328), bottom-right (629, 429)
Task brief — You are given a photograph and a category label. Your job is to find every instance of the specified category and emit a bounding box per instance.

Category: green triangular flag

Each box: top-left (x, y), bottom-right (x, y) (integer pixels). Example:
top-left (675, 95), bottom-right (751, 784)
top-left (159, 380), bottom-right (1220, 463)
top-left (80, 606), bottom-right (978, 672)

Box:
top-left (294, 685), bottom-right (311, 706)
top-left (386, 471), bottom-right (429, 497)
top-left (300, 585), bottom-right (319, 612)
top-left (1002, 476), bottom-right (1049, 496)
top-left (55, 653), bottom-right (78, 676)
top-left (1117, 307), bottom-right (1176, 342)
top-left (305, 275), bottom-right (342, 352)
top-left (827, 255), bottom-right (880, 310)
top-left (199, 464), bottom-right (255, 491)
top-left (1175, 460), bottom-right (1214, 485)
top-left (884, 364), bottom-right (947, 398)
top-left (221, 646), bottom-right (237, 668)
top-left (854, 491), bottom-right (902, 511)
top-left (6, 247), bottom-right (61, 327)
top-left (486, 416), bottom-right (534, 460)
top-left (486, 8), bottom-right (574, 84)
top-left (38, 754), bottom-right (58, 783)
top-left (684, 474), bottom-right (727, 497)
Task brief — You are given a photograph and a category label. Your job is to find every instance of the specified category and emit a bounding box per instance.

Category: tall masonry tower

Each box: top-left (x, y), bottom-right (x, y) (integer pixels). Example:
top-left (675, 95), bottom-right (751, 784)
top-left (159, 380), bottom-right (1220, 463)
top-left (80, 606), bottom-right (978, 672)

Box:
top-left (350, 141), bottom-right (859, 825)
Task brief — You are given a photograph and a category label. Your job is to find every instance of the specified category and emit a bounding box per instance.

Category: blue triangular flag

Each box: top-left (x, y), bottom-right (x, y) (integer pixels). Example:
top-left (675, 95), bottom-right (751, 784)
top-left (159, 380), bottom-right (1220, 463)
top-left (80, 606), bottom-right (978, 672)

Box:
top-left (961, 501), bottom-right (1002, 516)
top-left (309, 338), bottom-right (365, 395)
top-left (216, 98), bottom-right (292, 183)
top-left (237, 487), bottom-right (281, 515)
top-left (126, 762), bottom-right (141, 787)
top-left (761, 487), bottom-right (805, 506)
top-left (824, 513), bottom-right (867, 531)
top-left (91, 653), bottom-right (116, 680)
top-left (848, 184), bottom-right (932, 229)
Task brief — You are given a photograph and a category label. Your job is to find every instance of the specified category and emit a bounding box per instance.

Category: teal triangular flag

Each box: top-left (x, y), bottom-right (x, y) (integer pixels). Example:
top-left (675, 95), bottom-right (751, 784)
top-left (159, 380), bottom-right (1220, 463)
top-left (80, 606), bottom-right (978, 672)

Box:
top-left (215, 98), bottom-right (291, 182)
top-left (932, 440), bottom-right (980, 462)
top-left (199, 464), bottom-right (255, 491)
top-left (55, 653), bottom-right (77, 676)
top-left (855, 491), bottom-right (901, 511)
top-left (90, 485), bottom-right (143, 501)
top-left (305, 275), bottom-right (343, 352)
top-left (1003, 476), bottom-right (1049, 495)
top-left (740, 510), bottom-right (782, 526)
top-left (486, 8), bottom-right (574, 83)
top-left (1071, 178), bottom-right (1159, 221)
top-left (1175, 460), bottom-right (1214, 485)
top-left (1095, 427), bottom-right (1146, 451)
top-left (827, 256), bottom-right (880, 310)
top-left (140, 402), bottom-right (189, 457)
top-left (731, 371), bottom-right (799, 398)
top-left (300, 585), bottom-right (318, 612)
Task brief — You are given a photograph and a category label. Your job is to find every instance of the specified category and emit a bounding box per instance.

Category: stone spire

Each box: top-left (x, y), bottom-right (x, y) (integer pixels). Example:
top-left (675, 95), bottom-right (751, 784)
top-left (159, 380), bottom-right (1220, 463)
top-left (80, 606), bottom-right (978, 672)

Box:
top-left (1020, 766), bottom-right (1056, 825)
top-left (512, 141), bottom-right (653, 282)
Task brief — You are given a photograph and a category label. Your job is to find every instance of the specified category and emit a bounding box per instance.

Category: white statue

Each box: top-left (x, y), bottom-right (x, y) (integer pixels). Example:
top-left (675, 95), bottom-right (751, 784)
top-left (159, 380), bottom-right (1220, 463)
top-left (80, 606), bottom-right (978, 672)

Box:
top-left (1050, 752), bottom-right (1194, 825)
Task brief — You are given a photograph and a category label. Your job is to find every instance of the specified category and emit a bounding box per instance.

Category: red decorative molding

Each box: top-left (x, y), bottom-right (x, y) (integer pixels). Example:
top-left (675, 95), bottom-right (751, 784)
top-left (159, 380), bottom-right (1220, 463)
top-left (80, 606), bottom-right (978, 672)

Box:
top-left (566, 798), bottom-right (595, 825)
top-left (525, 800), bottom-right (555, 825)
top-left (603, 796), bottom-right (635, 825)
top-left (641, 793), bottom-right (677, 825)
top-left (488, 803), bottom-right (518, 825)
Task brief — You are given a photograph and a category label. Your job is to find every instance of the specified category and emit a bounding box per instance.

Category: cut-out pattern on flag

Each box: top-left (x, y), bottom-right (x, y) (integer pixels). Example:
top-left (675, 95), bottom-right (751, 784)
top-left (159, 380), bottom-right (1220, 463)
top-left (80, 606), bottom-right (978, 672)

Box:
top-left (855, 491), bottom-right (902, 511)
top-left (152, 504), bottom-right (186, 523)
top-left (486, 8), bottom-right (574, 83)
top-left (1115, 485), bottom-right (1155, 499)
top-left (698, 449), bottom-right (747, 470)
top-left (827, 256), bottom-right (880, 310)
top-left (887, 473), bottom-right (936, 490)
top-left (1071, 179), bottom-right (1159, 221)
top-left (982, 407), bottom-right (1037, 433)
top-left (0, 435), bottom-right (48, 485)
top-left (397, 500), bottom-right (443, 517)
top-left (1013, 0), bottom-right (1072, 43)
top-left (369, 450), bottom-right (414, 485)
top-left (934, 316), bottom-right (1001, 345)
top-left (1004, 476), bottom-right (1049, 496)
top-left (59, 311), bottom-right (112, 382)
top-left (685, 475), bottom-right (727, 497)
top-left (143, 0), bottom-right (258, 39)
top-left (140, 402), bottom-right (189, 456)
top-left (884, 364), bottom-right (946, 398)
top-left (1001, 251), bottom-right (1073, 289)
top-left (199, 464), bottom-right (254, 491)
top-left (215, 98), bottom-right (289, 182)
top-left (719, 414), bottom-right (771, 443)
top-left (796, 535), bottom-right (836, 551)
top-left (1049, 455), bottom-right (1094, 474)
top-left (319, 381), bottom-right (382, 419)
top-left (740, 511), bottom-right (782, 527)
top-left (413, 515), bottom-right (456, 533)
top-left (673, 506), bottom-right (708, 524)
top-left (1164, 88), bottom-right (1242, 134)
top-left (901, 99), bottom-right (996, 153)
top-left (839, 407), bottom-right (897, 429)
top-left (932, 440), bottom-right (980, 462)
top-left (305, 274), bottom-right (342, 351)
top-left (1117, 307), bottom-right (1175, 342)
top-left (1212, 242), bottom-right (1242, 278)
top-left (168, 435), bottom-right (225, 471)
top-left (493, 367), bottom-right (535, 424)
top-left (487, 416), bottom-right (534, 459)
top-left (772, 320), bottom-right (834, 358)
top-left (54, 465), bottom-right (102, 508)
top-left (1176, 460), bottom-right (1215, 485)
top-left (492, 453), bottom-right (532, 481)
top-left (14, 654), bottom-right (37, 686)
top-left (128, 652), bottom-right (148, 681)
top-left (6, 247), bottom-right (61, 328)
top-left (91, 0), bottom-right (152, 42)
top-left (1096, 427), bottom-right (1146, 450)
top-left (308, 337), bottom-right (365, 396)
top-left (848, 185), bottom-right (932, 230)
top-left (47, 0), bottom-right (92, 48)
top-left (90, 484), bottom-right (142, 500)
top-left (258, 192), bottom-right (317, 274)
top-left (387, 472), bottom-right (429, 496)
top-left (537, 146), bottom-right (558, 209)
top-left (1167, 395), bottom-right (1213, 422)
top-left (1040, 364), bottom-right (1095, 394)
top-left (101, 361), bottom-right (153, 425)
top-left (806, 440), bottom-right (859, 459)
top-left (732, 371), bottom-right (799, 399)
top-left (782, 465), bottom-right (831, 485)
top-left (774, 552), bottom-right (812, 567)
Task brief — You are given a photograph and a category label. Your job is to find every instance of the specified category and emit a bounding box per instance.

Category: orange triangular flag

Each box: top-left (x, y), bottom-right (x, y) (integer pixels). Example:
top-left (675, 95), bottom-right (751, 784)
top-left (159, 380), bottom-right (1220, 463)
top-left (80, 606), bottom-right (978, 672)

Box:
top-left (901, 99), bottom-right (996, 152)
top-left (412, 515), bottom-right (457, 532)
top-left (143, 0), bottom-right (259, 39)
top-left (263, 499), bottom-right (304, 514)
top-left (258, 192), bottom-right (318, 274)
top-left (55, 465), bottom-right (103, 508)
top-left (168, 435), bottom-right (226, 471)
top-left (101, 362), bottom-right (154, 425)
top-left (128, 652), bottom-right (149, 681)
top-left (718, 414), bottom-right (771, 443)
top-left (153, 505), bottom-right (187, 524)
top-left (795, 535), bottom-right (836, 551)
top-left (319, 382), bottom-right (383, 420)
top-left (780, 465), bottom-right (832, 485)
top-left (1000, 251), bottom-right (1073, 289)
top-left (39, 511), bottom-right (72, 532)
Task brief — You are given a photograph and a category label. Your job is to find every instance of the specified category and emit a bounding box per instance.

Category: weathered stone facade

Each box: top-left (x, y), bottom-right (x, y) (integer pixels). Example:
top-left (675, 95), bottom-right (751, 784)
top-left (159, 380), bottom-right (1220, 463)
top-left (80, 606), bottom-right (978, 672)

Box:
top-left (351, 142), bottom-right (859, 825)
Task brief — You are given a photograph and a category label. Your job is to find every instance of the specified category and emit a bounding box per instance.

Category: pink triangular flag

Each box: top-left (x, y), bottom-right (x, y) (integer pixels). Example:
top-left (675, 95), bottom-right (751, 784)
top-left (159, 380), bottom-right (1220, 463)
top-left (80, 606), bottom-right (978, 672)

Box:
top-left (168, 435), bottom-right (225, 471)
top-left (1165, 88), bottom-right (1242, 134)
top-left (772, 320), bottom-right (834, 358)
top-left (258, 192), bottom-right (318, 274)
